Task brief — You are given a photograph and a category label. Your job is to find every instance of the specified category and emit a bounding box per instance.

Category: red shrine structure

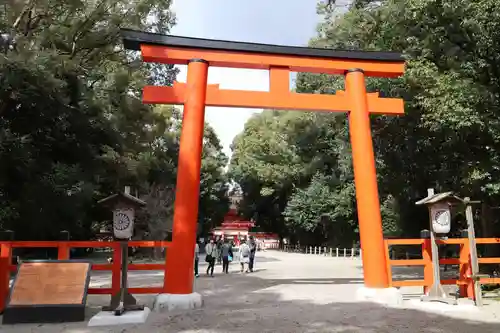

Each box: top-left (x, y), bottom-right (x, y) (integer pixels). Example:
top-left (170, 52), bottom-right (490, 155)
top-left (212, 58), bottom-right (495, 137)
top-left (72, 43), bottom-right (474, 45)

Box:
top-left (210, 209), bottom-right (280, 249)
top-left (210, 194), bottom-right (280, 249)
top-left (211, 208), bottom-right (254, 238)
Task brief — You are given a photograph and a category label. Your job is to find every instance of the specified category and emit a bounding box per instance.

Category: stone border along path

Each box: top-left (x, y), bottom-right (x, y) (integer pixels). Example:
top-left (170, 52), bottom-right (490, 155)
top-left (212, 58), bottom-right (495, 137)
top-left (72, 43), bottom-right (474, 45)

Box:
top-left (2, 251), bottom-right (500, 332)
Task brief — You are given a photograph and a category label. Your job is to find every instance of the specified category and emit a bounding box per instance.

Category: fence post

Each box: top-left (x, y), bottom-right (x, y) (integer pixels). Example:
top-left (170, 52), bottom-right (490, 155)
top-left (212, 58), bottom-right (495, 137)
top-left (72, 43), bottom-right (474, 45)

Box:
top-left (0, 230), bottom-right (14, 314)
top-left (111, 242), bottom-right (122, 295)
top-left (459, 240), bottom-right (474, 299)
top-left (329, 248), bottom-right (333, 257)
top-left (422, 238), bottom-right (433, 295)
top-left (57, 230), bottom-right (70, 260)
top-left (0, 256), bottom-right (9, 314)
top-left (324, 247), bottom-right (327, 256)
top-left (384, 240), bottom-right (393, 286)
top-left (343, 248), bottom-right (346, 257)
top-left (336, 248), bottom-right (339, 257)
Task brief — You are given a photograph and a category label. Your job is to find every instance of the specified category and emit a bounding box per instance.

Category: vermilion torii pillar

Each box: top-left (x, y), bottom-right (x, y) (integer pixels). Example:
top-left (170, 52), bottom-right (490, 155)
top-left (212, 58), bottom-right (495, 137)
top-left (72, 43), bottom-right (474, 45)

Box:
top-left (121, 29), bottom-right (405, 297)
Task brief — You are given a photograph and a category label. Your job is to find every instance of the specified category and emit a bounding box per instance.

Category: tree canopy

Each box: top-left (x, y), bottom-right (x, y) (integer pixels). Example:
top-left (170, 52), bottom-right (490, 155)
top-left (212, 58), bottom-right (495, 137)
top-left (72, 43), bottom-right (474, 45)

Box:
top-left (229, 0), bottom-right (500, 247)
top-left (0, 0), bottom-right (229, 241)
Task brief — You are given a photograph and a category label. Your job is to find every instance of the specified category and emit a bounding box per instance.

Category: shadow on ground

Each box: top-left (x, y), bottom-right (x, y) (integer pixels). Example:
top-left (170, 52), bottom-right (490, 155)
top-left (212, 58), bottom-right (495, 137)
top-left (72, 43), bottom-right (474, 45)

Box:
top-left (146, 274), bottom-right (500, 333)
top-left (2, 272), bottom-right (500, 333)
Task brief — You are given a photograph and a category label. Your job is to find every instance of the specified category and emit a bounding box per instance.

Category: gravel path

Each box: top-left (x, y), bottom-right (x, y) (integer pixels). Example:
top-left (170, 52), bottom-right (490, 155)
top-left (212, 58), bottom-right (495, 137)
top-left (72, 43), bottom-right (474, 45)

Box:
top-left (1, 251), bottom-right (500, 332)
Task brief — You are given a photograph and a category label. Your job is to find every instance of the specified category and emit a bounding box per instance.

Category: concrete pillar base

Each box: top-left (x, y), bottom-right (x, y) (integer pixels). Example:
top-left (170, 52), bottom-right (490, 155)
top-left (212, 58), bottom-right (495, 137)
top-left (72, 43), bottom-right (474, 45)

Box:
top-left (88, 307), bottom-right (151, 327)
top-left (153, 292), bottom-right (203, 312)
top-left (356, 286), bottom-right (403, 307)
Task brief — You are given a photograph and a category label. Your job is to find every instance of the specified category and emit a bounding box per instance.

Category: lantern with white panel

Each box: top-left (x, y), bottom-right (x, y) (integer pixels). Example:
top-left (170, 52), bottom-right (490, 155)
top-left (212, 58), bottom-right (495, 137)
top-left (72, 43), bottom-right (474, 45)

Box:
top-left (113, 208), bottom-right (135, 239)
top-left (90, 186), bottom-right (148, 326)
top-left (430, 203), bottom-right (452, 234)
top-left (416, 189), bottom-right (463, 305)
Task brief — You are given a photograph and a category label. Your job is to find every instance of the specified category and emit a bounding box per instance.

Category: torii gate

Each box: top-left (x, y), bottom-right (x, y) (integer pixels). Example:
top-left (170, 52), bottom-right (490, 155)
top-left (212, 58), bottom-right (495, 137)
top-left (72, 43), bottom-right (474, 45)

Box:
top-left (121, 29), bottom-right (405, 296)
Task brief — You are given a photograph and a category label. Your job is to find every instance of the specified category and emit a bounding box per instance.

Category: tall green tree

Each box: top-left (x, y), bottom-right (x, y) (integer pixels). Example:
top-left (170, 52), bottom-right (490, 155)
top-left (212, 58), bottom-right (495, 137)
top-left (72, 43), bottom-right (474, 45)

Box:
top-left (304, 0), bottom-right (500, 237)
top-left (0, 0), bottom-right (229, 241)
top-left (232, 0), bottom-right (500, 247)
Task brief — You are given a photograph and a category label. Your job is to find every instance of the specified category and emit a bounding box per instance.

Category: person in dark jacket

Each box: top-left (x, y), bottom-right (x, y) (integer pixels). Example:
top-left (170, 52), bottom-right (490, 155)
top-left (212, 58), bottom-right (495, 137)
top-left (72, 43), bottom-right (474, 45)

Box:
top-left (205, 238), bottom-right (217, 277)
top-left (216, 236), bottom-right (223, 265)
top-left (221, 238), bottom-right (233, 274)
top-left (248, 236), bottom-right (257, 272)
top-left (194, 241), bottom-right (200, 278)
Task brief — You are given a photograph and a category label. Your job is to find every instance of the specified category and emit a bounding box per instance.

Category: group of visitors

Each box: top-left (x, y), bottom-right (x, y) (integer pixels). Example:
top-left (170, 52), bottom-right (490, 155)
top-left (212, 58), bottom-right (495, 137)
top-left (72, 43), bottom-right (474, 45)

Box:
top-left (194, 236), bottom-right (257, 277)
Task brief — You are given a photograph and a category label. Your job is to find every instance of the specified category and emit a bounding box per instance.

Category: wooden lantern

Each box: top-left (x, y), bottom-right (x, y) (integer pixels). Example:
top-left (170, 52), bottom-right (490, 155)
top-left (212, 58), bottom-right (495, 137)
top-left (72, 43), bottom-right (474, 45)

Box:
top-left (98, 186), bottom-right (146, 240)
top-left (416, 189), bottom-right (463, 234)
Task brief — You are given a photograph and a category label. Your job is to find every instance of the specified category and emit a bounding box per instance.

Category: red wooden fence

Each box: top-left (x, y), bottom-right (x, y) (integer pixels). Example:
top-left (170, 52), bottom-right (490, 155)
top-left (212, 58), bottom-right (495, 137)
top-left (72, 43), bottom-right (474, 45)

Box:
top-left (385, 238), bottom-right (500, 299)
top-left (0, 240), bottom-right (170, 312)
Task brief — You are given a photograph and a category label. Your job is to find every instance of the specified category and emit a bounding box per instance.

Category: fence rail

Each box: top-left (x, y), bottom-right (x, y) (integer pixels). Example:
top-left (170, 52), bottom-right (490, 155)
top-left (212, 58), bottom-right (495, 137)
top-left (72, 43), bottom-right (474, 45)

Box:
top-left (386, 237), bottom-right (500, 299)
top-left (0, 240), bottom-right (170, 312)
top-left (283, 238), bottom-right (500, 301)
top-left (282, 245), bottom-right (361, 258)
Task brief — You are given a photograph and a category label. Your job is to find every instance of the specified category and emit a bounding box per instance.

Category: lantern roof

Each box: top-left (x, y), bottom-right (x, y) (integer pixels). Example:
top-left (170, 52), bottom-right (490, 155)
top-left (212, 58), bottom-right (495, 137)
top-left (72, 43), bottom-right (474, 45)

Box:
top-left (98, 192), bottom-right (146, 209)
top-left (415, 191), bottom-right (464, 206)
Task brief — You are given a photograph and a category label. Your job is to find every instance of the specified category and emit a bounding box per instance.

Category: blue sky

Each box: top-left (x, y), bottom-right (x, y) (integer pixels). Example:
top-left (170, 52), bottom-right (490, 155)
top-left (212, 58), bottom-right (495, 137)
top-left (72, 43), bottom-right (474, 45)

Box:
top-left (170, 0), bottom-right (321, 158)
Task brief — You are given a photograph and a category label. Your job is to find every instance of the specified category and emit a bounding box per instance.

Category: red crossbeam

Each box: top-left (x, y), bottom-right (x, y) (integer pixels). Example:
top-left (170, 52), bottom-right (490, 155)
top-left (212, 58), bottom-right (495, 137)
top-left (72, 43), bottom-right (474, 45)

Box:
top-left (143, 82), bottom-right (404, 115)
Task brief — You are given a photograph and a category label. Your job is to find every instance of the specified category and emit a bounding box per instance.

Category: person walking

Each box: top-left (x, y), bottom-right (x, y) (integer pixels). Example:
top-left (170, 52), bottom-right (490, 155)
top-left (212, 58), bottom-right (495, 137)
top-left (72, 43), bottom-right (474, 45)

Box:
top-left (248, 236), bottom-right (257, 272)
top-left (205, 238), bottom-right (216, 277)
top-left (194, 241), bottom-right (200, 278)
top-left (221, 238), bottom-right (233, 274)
top-left (216, 237), bottom-right (223, 265)
top-left (239, 239), bottom-right (251, 273)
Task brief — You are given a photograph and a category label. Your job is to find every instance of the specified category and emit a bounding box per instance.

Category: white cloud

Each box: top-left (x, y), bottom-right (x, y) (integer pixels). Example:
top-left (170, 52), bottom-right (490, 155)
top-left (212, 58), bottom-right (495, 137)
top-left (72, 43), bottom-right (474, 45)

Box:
top-left (175, 65), bottom-right (267, 158)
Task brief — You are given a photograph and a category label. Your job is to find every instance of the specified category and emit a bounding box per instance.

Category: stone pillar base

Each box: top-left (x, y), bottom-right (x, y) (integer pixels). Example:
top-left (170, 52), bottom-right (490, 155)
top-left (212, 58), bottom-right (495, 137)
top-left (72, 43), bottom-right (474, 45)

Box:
top-left (88, 307), bottom-right (151, 327)
top-left (356, 286), bottom-right (403, 307)
top-left (153, 292), bottom-right (203, 312)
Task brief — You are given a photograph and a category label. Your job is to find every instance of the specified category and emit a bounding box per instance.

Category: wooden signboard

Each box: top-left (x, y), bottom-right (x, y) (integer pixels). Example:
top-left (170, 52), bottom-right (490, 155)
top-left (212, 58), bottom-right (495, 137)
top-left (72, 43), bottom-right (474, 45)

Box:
top-left (2, 260), bottom-right (91, 324)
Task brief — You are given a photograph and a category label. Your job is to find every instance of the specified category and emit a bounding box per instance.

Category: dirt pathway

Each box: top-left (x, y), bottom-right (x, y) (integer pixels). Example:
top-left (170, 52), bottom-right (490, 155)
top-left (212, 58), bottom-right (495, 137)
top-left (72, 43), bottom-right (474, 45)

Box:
top-left (1, 251), bottom-right (500, 332)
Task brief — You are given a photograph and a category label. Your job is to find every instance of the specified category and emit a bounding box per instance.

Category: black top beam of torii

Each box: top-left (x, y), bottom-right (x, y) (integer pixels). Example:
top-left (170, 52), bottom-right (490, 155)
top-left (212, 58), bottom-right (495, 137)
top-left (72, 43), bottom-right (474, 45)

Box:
top-left (120, 29), bottom-right (403, 63)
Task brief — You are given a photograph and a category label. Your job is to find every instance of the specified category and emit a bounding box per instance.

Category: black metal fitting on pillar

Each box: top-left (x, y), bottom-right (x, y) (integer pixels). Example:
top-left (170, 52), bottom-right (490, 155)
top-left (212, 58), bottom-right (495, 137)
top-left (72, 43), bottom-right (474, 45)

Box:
top-left (345, 68), bottom-right (365, 75)
top-left (59, 230), bottom-right (70, 241)
top-left (420, 229), bottom-right (431, 239)
top-left (188, 58), bottom-right (209, 64)
top-left (0, 230), bottom-right (14, 241)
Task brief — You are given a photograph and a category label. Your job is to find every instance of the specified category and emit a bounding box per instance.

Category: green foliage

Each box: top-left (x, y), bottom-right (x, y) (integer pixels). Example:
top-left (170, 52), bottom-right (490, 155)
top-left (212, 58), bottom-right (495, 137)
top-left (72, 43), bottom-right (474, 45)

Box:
top-left (0, 0), bottom-right (228, 241)
top-left (230, 0), bottom-right (500, 246)
top-left (230, 110), bottom-right (358, 245)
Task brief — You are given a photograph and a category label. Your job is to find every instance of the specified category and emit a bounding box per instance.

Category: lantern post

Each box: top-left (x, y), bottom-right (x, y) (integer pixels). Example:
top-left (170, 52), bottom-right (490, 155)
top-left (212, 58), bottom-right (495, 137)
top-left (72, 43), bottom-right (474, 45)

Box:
top-left (416, 189), bottom-right (462, 305)
top-left (97, 186), bottom-right (146, 316)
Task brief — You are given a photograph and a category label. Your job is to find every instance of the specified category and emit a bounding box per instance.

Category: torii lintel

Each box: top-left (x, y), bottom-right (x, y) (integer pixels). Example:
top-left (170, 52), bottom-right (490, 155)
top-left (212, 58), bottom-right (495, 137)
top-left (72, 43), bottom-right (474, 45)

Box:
top-left (143, 82), bottom-right (404, 115)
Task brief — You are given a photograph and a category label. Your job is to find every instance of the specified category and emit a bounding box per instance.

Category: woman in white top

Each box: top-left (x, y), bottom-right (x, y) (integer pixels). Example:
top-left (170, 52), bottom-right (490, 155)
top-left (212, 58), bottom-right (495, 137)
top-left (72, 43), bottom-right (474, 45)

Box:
top-left (239, 240), bottom-right (251, 273)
